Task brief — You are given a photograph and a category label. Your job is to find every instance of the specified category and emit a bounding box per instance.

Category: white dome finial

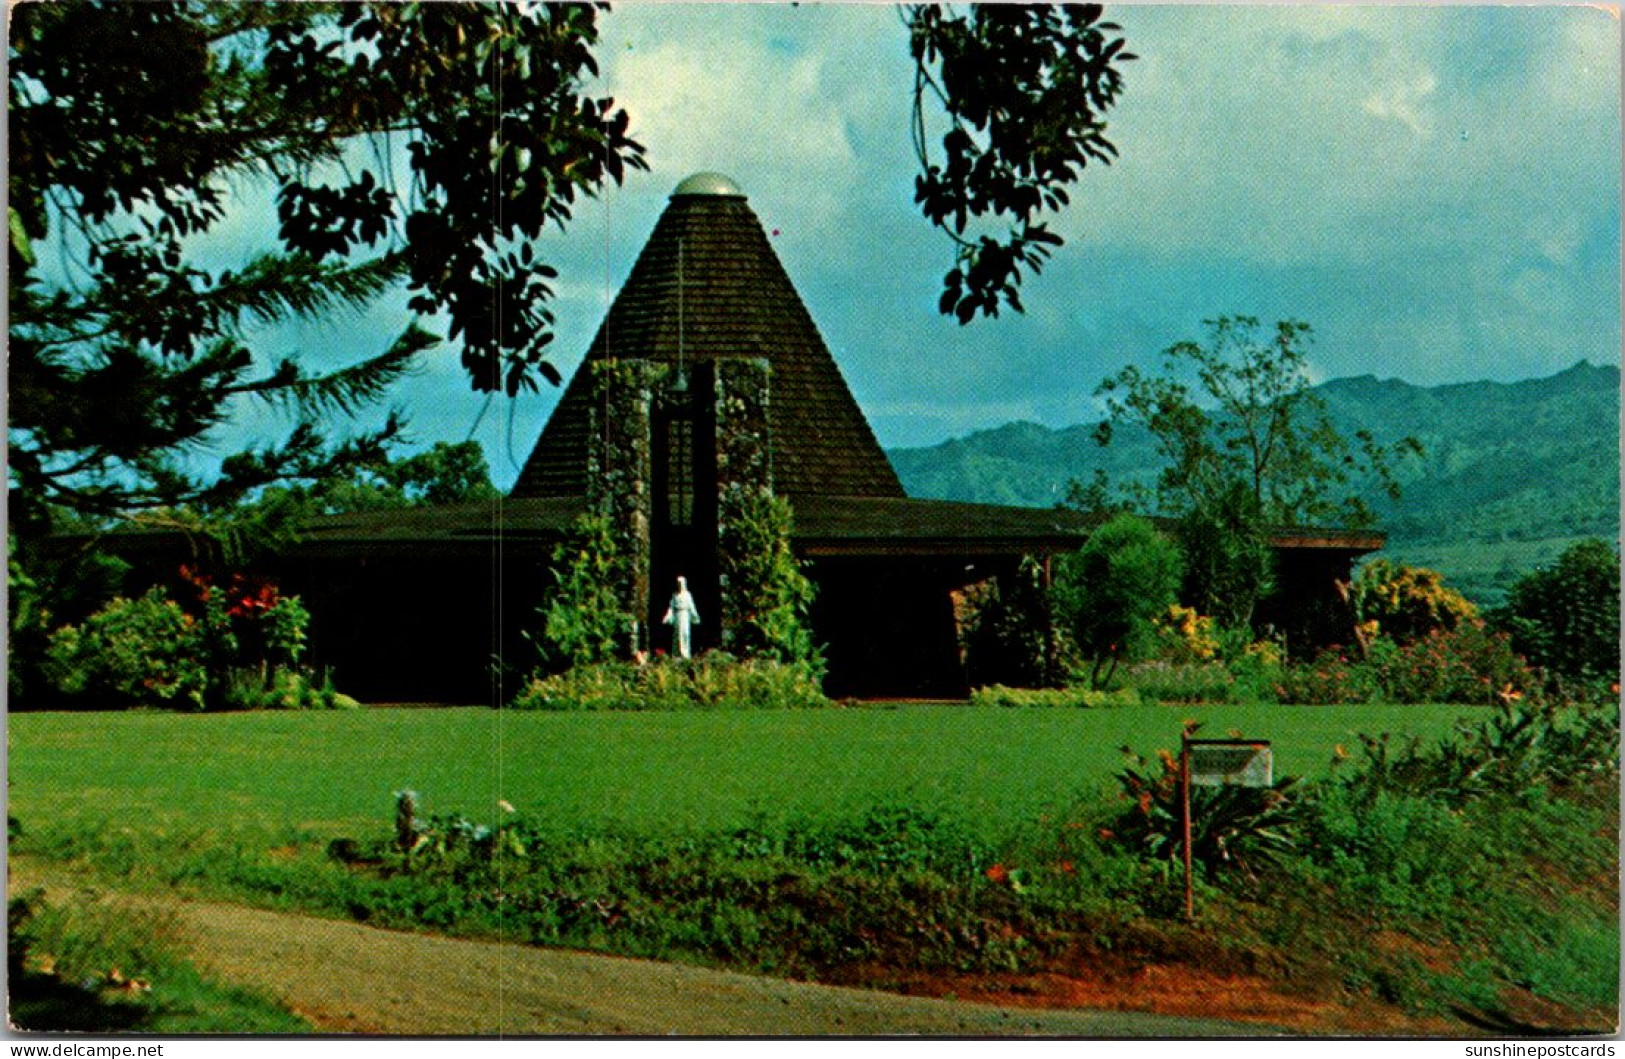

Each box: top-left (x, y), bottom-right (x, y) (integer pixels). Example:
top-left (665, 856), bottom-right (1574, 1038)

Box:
top-left (673, 172), bottom-right (744, 198)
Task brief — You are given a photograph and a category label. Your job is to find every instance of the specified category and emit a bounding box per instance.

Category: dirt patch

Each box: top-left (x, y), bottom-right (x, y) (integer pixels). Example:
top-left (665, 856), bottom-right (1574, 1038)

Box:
top-left (870, 966), bottom-right (1336, 1030)
top-left (850, 960), bottom-right (1467, 1037)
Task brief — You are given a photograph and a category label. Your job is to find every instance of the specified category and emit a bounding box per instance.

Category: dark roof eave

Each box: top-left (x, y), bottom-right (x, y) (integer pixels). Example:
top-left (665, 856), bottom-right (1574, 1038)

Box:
top-left (32, 495), bottom-right (1386, 561)
top-left (796, 536), bottom-right (1090, 559)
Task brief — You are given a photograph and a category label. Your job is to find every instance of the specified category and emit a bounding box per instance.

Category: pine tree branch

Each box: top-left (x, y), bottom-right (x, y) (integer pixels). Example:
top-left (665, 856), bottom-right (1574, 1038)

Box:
top-left (223, 324), bottom-right (435, 416)
top-left (204, 252), bottom-right (407, 330)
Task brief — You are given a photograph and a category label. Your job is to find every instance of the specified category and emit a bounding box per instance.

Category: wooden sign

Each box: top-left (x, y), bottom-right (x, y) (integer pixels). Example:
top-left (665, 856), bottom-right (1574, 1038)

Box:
top-left (1187, 739), bottom-right (1273, 788)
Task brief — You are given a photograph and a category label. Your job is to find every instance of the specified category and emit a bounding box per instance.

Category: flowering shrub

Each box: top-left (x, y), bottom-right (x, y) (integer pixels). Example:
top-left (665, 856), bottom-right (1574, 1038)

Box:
top-left (1273, 650), bottom-right (1379, 705)
top-left (180, 566), bottom-right (309, 670)
top-left (1240, 638), bottom-right (1283, 668)
top-left (1152, 605), bottom-right (1220, 662)
top-left (1347, 560), bottom-right (1477, 647)
top-left (1366, 622), bottom-right (1536, 706)
top-left (1276, 623), bottom-right (1536, 706)
top-left (45, 570), bottom-right (344, 711)
top-left (509, 652), bottom-right (828, 710)
top-left (46, 588), bottom-right (209, 710)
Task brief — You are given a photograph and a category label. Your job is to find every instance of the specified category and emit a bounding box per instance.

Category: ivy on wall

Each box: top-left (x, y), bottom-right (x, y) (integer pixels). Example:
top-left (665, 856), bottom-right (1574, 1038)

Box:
top-left (718, 487), bottom-right (819, 666)
top-left (540, 512), bottom-right (634, 667)
top-left (541, 356), bottom-right (819, 669)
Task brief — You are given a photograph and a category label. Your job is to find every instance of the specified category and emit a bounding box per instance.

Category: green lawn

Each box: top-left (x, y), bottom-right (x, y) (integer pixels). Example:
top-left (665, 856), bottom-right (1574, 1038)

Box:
top-left (9, 703), bottom-right (1486, 842)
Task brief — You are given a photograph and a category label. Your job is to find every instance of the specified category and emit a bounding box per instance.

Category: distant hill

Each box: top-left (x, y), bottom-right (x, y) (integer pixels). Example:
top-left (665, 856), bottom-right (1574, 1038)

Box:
top-left (888, 361), bottom-right (1620, 605)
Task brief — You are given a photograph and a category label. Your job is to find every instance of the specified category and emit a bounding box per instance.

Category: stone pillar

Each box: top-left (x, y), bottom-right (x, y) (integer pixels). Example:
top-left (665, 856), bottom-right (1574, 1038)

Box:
top-left (713, 358), bottom-right (774, 652)
top-left (587, 360), bottom-right (668, 655)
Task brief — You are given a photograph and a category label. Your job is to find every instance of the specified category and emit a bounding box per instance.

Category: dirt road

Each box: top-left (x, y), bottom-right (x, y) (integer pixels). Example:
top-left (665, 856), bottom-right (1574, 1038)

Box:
top-left (12, 862), bottom-right (1272, 1036)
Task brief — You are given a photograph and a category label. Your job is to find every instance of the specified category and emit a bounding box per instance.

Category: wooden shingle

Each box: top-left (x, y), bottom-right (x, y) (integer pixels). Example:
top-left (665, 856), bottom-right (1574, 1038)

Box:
top-left (510, 176), bottom-right (904, 501)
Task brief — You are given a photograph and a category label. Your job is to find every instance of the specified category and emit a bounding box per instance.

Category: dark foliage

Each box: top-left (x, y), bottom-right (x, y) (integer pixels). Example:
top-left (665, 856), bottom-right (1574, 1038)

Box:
top-left (958, 557), bottom-right (1061, 688)
top-left (9, 1), bottom-right (644, 532)
top-left (908, 4), bottom-right (1132, 322)
top-left (1491, 539), bottom-right (1621, 684)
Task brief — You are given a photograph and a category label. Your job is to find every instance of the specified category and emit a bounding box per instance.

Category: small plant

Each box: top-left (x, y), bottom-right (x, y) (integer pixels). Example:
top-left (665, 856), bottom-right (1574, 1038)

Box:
top-left (221, 667), bottom-right (358, 710)
top-left (1108, 740), bottom-right (1302, 887)
top-left (1115, 659), bottom-right (1236, 704)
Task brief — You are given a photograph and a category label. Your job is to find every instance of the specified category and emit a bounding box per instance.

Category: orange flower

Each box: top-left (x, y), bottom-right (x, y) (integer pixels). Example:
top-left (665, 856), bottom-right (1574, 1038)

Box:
top-left (985, 864), bottom-right (1009, 884)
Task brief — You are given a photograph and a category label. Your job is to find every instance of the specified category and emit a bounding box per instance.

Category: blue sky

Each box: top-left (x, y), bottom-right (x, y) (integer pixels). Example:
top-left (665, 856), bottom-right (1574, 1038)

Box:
top-left (216, 3), bottom-right (1622, 487)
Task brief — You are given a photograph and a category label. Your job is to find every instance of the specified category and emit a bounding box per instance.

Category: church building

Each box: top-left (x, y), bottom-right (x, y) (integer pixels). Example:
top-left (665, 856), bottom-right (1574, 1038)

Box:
top-left (277, 173), bottom-right (1381, 701)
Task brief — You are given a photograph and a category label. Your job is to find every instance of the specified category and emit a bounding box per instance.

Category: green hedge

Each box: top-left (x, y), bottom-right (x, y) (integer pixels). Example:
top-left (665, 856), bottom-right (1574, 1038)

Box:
top-left (509, 652), bottom-right (829, 710)
top-left (968, 684), bottom-right (1142, 709)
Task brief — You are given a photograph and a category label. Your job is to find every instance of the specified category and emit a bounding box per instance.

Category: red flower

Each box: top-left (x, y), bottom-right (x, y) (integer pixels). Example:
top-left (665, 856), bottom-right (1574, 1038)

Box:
top-left (226, 577), bottom-right (280, 617)
top-left (178, 564), bottom-right (212, 602)
top-left (985, 864), bottom-right (1009, 884)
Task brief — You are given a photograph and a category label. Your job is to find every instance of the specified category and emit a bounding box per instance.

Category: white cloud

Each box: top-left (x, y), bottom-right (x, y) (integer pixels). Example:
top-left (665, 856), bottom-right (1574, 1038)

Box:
top-left (597, 5), bottom-right (908, 232)
top-left (1361, 68), bottom-right (1438, 138)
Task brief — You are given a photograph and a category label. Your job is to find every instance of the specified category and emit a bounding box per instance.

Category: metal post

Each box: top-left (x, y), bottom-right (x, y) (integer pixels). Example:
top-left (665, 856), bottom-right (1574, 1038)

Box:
top-left (1182, 733), bottom-right (1194, 921)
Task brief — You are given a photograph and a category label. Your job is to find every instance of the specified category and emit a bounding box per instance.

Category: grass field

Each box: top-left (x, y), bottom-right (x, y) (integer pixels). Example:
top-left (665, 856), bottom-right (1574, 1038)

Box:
top-left (8, 701), bottom-right (1615, 1034)
top-left (8, 703), bottom-right (1487, 841)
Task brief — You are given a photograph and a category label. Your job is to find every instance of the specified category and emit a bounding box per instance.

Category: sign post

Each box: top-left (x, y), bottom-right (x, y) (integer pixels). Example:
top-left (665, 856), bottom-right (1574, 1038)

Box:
top-left (1181, 736), bottom-right (1193, 921)
top-left (1180, 736), bottom-right (1273, 920)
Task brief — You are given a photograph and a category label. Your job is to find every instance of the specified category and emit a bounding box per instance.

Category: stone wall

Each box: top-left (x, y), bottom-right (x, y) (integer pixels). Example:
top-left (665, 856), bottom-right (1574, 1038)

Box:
top-left (714, 359), bottom-right (774, 651)
top-left (585, 356), bottom-right (802, 660)
top-left (586, 359), bottom-right (668, 655)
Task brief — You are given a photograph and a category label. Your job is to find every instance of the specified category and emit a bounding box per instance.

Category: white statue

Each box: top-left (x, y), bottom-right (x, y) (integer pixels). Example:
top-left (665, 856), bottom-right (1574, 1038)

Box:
top-left (663, 575), bottom-right (701, 659)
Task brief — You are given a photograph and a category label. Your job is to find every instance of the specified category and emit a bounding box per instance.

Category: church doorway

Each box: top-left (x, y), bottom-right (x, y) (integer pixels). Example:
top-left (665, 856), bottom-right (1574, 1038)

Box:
top-left (649, 365), bottom-right (720, 655)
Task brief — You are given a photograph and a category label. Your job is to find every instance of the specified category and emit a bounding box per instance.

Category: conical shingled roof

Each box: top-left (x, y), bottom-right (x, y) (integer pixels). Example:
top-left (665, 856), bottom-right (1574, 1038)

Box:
top-left (510, 174), bottom-right (904, 500)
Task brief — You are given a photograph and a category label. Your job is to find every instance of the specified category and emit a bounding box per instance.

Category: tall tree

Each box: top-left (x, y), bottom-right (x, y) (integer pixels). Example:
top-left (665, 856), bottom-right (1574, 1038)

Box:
top-left (8, 1), bottom-right (644, 534)
top-left (1092, 316), bottom-right (1420, 625)
top-left (1095, 317), bottom-right (1417, 529)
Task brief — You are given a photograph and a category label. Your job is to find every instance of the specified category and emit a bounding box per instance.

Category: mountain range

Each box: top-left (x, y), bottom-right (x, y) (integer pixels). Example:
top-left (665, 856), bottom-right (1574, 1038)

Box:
top-left (888, 361), bottom-right (1620, 606)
